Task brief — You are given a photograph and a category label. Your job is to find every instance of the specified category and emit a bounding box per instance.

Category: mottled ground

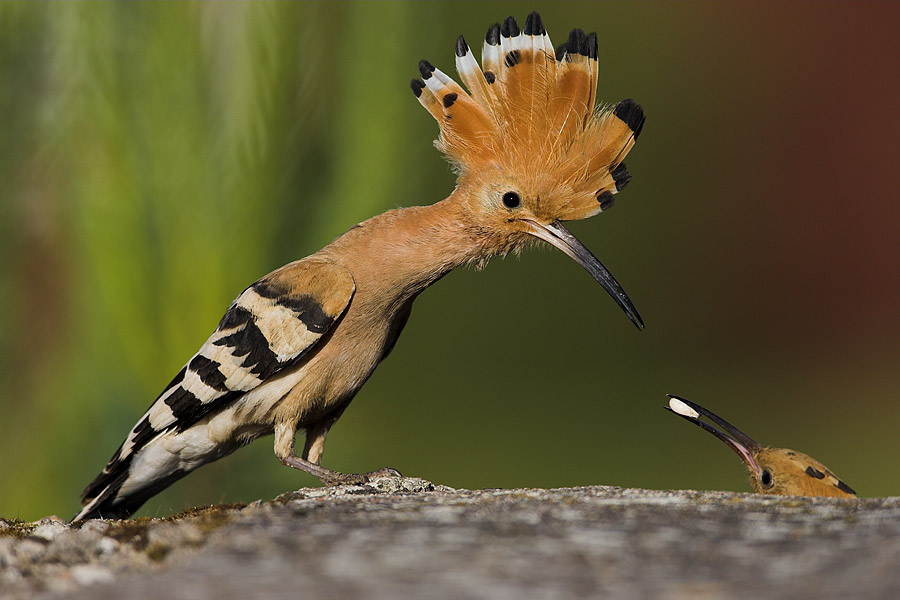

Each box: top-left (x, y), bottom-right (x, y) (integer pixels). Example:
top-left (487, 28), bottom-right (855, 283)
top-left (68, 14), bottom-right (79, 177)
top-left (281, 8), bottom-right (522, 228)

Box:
top-left (3, 479), bottom-right (899, 599)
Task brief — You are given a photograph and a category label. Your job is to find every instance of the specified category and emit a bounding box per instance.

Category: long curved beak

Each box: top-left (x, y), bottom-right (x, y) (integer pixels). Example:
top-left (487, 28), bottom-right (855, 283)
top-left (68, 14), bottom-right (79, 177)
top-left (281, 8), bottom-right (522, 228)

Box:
top-left (525, 220), bottom-right (644, 330)
top-left (665, 394), bottom-right (762, 477)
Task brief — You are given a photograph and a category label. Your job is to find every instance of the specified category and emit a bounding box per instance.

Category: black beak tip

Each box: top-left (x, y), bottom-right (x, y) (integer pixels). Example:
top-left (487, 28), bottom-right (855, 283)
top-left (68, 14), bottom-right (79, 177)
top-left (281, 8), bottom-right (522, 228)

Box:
top-left (623, 304), bottom-right (644, 330)
top-left (531, 220), bottom-right (644, 332)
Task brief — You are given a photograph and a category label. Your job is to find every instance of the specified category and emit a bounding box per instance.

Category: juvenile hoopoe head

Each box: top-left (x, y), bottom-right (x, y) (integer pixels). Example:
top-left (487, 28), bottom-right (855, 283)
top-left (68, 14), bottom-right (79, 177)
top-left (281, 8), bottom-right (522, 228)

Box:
top-left (412, 12), bottom-right (645, 329)
top-left (666, 395), bottom-right (857, 498)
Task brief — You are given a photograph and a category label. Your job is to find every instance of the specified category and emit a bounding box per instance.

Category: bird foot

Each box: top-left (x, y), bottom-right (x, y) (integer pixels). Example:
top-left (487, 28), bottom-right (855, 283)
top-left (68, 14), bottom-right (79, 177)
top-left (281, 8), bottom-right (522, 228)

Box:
top-left (280, 453), bottom-right (402, 487)
top-left (320, 467), bottom-right (403, 487)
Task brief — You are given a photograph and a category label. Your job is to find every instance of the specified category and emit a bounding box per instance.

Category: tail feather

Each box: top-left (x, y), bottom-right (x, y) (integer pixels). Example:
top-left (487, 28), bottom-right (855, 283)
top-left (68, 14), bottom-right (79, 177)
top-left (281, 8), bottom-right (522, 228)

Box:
top-left (75, 415), bottom-right (161, 521)
top-left (73, 424), bottom-right (204, 522)
top-left (73, 425), bottom-right (152, 522)
top-left (73, 401), bottom-right (247, 522)
top-left (73, 465), bottom-right (188, 522)
top-left (73, 414), bottom-right (199, 522)
top-left (72, 471), bottom-right (128, 521)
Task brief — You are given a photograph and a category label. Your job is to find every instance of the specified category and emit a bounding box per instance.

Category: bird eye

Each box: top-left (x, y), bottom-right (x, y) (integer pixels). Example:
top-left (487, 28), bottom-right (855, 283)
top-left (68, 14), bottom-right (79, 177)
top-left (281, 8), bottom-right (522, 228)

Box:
top-left (761, 469), bottom-right (773, 488)
top-left (501, 191), bottom-right (521, 208)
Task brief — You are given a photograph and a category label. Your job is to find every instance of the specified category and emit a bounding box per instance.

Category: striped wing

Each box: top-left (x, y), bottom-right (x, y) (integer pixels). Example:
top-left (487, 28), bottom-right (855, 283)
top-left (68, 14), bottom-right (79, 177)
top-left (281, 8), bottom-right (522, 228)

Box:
top-left (79, 259), bottom-right (355, 509)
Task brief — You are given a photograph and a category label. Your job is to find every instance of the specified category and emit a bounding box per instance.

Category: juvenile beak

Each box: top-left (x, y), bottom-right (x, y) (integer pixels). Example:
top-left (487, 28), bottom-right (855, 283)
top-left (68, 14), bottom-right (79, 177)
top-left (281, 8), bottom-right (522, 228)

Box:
top-left (665, 394), bottom-right (763, 477)
top-left (525, 220), bottom-right (644, 330)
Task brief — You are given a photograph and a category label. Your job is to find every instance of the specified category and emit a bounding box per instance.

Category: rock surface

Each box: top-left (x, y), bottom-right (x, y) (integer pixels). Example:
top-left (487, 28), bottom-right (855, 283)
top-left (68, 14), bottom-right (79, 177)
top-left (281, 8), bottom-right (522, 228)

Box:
top-left (2, 478), bottom-right (899, 599)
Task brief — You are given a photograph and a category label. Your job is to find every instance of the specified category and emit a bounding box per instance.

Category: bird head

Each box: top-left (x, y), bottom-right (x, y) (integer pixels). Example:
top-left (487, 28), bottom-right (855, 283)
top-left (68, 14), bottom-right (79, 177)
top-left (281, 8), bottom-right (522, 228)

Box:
top-left (666, 395), bottom-right (857, 498)
top-left (412, 12), bottom-right (645, 329)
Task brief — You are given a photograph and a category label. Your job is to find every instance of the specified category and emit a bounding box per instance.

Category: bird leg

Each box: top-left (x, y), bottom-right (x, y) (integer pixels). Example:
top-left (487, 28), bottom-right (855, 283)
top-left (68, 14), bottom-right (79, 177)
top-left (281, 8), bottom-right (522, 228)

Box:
top-left (301, 408), bottom-right (345, 465)
top-left (275, 419), bottom-right (401, 486)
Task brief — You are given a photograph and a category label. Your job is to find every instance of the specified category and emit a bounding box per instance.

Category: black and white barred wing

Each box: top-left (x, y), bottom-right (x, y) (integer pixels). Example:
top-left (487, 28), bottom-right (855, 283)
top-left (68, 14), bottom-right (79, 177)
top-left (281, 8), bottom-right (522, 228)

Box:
top-left (74, 259), bottom-right (355, 521)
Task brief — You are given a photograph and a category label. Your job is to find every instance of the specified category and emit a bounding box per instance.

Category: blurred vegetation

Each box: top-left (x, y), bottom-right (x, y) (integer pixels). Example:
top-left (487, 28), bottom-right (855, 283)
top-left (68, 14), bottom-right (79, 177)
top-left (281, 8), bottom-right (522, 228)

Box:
top-left (2, 1), bottom-right (899, 520)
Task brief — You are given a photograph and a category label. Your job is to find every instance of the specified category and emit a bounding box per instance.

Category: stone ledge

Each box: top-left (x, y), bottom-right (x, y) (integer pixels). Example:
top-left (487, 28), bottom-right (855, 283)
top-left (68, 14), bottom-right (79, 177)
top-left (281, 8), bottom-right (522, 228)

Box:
top-left (2, 479), bottom-right (899, 599)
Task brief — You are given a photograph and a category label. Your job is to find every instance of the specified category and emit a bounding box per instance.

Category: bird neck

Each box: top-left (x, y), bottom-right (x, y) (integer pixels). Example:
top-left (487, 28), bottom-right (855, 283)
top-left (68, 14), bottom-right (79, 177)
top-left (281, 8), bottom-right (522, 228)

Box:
top-left (321, 191), bottom-right (485, 301)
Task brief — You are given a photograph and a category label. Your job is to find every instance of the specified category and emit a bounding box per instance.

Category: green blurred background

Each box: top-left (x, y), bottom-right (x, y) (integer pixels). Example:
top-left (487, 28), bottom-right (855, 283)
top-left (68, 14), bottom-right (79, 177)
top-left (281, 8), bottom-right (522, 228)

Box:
top-left (3, 1), bottom-right (899, 520)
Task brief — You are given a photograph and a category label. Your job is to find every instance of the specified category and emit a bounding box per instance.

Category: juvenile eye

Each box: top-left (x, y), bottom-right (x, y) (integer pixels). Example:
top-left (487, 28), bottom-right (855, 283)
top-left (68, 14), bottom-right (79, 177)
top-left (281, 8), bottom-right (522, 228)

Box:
top-left (501, 191), bottom-right (521, 208)
top-left (761, 469), bottom-right (773, 487)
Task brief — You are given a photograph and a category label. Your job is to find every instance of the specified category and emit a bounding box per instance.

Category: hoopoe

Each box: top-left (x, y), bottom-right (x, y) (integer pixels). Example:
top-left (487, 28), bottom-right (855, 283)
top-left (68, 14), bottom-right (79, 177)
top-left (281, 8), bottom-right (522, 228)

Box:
top-left (666, 395), bottom-right (856, 498)
top-left (73, 12), bottom-right (646, 521)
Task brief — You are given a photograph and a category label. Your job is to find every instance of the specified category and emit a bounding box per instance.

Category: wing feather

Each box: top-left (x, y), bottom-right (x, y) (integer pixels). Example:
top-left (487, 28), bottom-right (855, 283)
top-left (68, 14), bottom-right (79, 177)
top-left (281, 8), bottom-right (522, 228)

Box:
top-left (78, 259), bottom-right (355, 510)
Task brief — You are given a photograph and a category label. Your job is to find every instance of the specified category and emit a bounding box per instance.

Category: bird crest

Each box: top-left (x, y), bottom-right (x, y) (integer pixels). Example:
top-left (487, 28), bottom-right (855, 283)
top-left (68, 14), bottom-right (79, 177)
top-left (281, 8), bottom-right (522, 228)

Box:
top-left (411, 12), bottom-right (644, 222)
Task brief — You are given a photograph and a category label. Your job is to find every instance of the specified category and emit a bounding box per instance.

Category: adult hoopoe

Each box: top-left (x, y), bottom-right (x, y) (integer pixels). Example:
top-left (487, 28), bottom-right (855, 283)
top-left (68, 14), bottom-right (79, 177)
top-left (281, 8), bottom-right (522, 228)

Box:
top-left (73, 12), bottom-right (646, 521)
top-left (666, 395), bottom-right (856, 498)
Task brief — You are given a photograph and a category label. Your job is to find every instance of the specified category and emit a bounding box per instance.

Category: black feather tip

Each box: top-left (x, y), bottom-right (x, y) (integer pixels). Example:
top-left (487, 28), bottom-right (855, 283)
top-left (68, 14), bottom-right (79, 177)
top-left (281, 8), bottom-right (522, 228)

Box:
top-left (524, 11), bottom-right (545, 36)
top-left (613, 98), bottom-right (646, 139)
top-left (501, 16), bottom-right (519, 38)
top-left (555, 43), bottom-right (567, 62)
top-left (586, 32), bottom-right (598, 60)
top-left (410, 78), bottom-right (425, 98)
top-left (456, 35), bottom-right (468, 58)
top-left (418, 59), bottom-right (435, 80)
top-left (836, 479), bottom-right (857, 495)
top-left (597, 191), bottom-right (615, 211)
top-left (567, 28), bottom-right (587, 57)
top-left (611, 163), bottom-right (631, 192)
top-left (485, 23), bottom-right (501, 46)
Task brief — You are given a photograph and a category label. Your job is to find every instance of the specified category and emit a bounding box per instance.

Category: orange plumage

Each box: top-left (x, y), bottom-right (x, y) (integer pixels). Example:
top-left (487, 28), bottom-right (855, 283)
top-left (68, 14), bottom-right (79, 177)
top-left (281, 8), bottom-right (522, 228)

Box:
top-left (75, 11), bottom-right (647, 521)
top-left (666, 395), bottom-right (857, 498)
top-left (412, 13), bottom-right (644, 225)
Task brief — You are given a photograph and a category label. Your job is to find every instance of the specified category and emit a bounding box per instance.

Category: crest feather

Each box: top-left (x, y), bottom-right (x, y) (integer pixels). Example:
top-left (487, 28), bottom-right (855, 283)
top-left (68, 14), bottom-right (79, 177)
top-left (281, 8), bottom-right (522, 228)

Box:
top-left (413, 12), bottom-right (644, 218)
